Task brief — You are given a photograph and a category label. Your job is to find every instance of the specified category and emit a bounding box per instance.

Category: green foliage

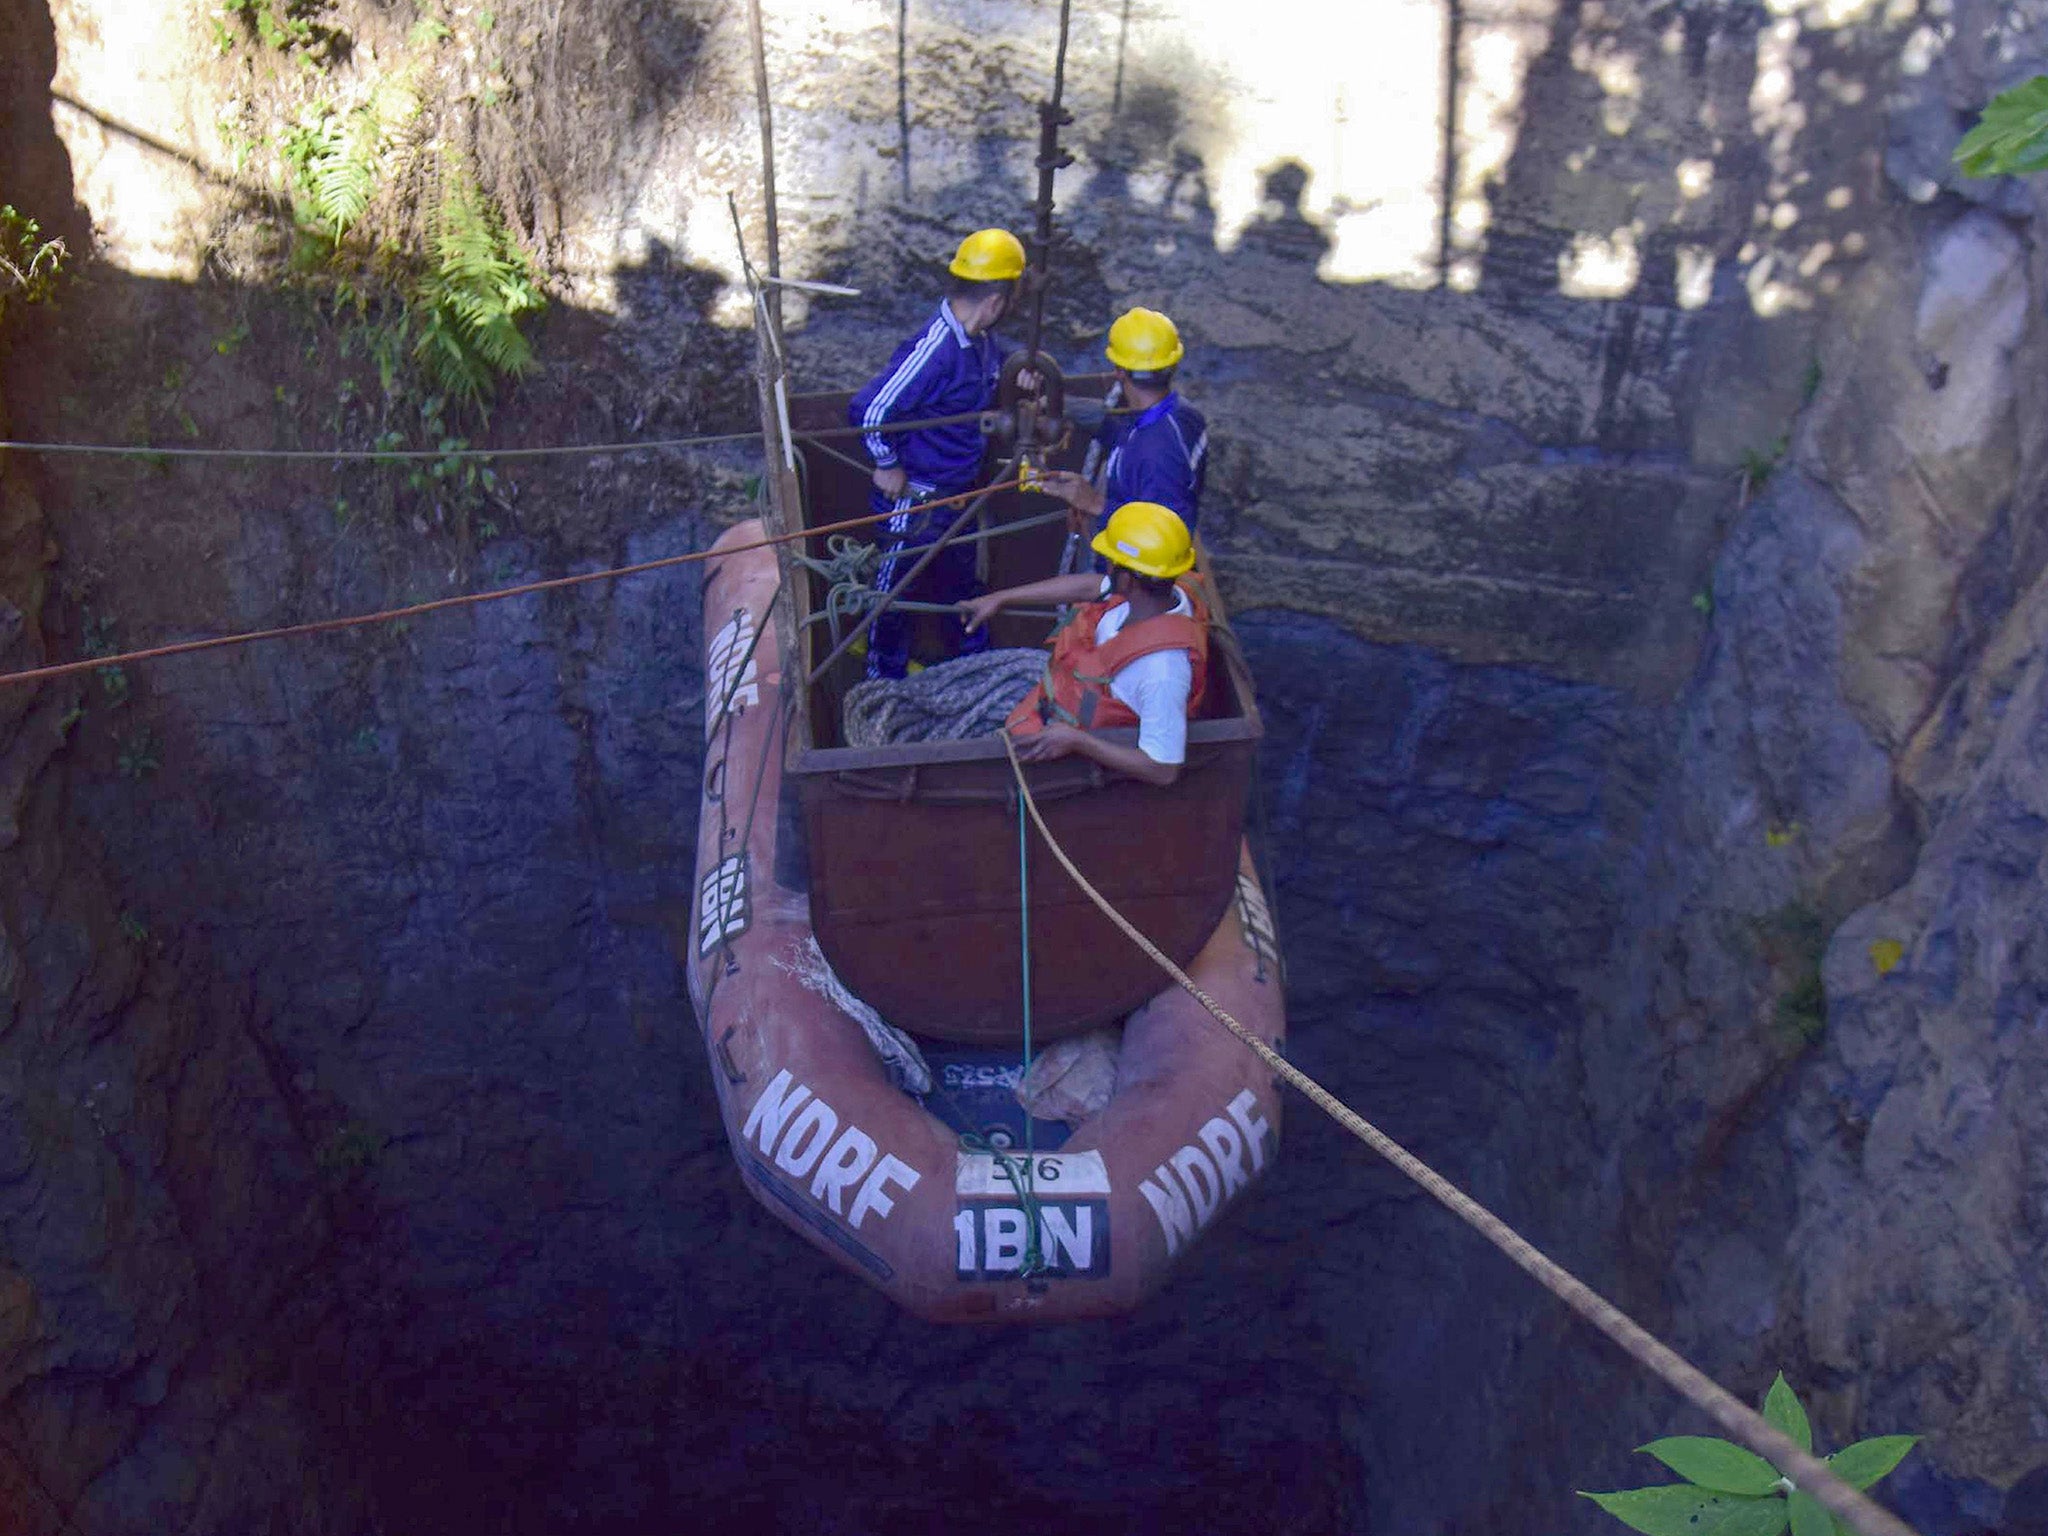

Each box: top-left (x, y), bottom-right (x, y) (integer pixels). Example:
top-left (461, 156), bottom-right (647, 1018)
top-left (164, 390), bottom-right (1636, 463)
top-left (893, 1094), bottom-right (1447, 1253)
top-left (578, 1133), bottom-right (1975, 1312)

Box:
top-left (397, 394), bottom-right (490, 504)
top-left (1776, 968), bottom-right (1827, 1041)
top-left (269, 74), bottom-right (539, 418)
top-left (1582, 1485), bottom-right (1789, 1536)
top-left (1954, 75), bottom-right (2048, 178)
top-left (156, 361), bottom-right (198, 440)
top-left (1827, 1437), bottom-right (1918, 1491)
top-left (118, 912), bottom-right (149, 943)
top-left (284, 104), bottom-right (386, 239)
top-left (0, 205), bottom-right (67, 323)
top-left (116, 729), bottom-right (161, 780)
top-left (1740, 435), bottom-right (1789, 496)
top-left (1758, 903), bottom-right (1827, 1042)
top-left (219, 0), bottom-right (328, 54)
top-left (1800, 358), bottom-right (1823, 405)
top-left (81, 612), bottom-right (130, 706)
top-left (411, 174), bottom-right (545, 407)
top-left (1787, 1491), bottom-right (1832, 1536)
top-left (230, 0), bottom-right (543, 417)
top-left (1639, 1438), bottom-right (1781, 1496)
top-left (1582, 1375), bottom-right (1915, 1536)
top-left (1763, 1372), bottom-right (1814, 1453)
top-left (316, 1121), bottom-right (385, 1177)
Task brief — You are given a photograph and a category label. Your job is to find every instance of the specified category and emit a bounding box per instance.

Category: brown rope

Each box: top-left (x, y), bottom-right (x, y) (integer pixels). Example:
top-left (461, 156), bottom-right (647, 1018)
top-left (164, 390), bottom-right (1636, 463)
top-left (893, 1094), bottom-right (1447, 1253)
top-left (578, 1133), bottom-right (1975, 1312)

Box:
top-left (0, 409), bottom-right (993, 462)
top-left (0, 483), bottom-right (1008, 690)
top-left (999, 735), bottom-right (1919, 1536)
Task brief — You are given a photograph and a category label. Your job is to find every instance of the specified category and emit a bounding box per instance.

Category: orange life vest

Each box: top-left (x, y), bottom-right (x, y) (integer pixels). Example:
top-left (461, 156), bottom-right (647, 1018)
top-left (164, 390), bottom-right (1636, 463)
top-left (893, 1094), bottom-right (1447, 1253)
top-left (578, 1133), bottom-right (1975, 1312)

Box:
top-left (1005, 580), bottom-right (1211, 736)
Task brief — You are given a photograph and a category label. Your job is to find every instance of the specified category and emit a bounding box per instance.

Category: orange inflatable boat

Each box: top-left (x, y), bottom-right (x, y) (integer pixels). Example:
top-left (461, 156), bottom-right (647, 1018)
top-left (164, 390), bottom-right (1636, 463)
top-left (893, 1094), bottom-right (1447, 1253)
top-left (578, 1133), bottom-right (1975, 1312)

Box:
top-left (687, 521), bottom-right (1286, 1321)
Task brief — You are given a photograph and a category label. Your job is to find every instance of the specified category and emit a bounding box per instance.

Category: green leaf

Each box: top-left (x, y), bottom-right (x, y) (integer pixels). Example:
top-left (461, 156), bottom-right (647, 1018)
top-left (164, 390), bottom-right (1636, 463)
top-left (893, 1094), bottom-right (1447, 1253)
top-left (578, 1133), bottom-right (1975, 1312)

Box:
top-left (1954, 76), bottom-right (2048, 178)
top-left (1580, 1486), bottom-right (1790, 1536)
top-left (1763, 1374), bottom-right (1813, 1454)
top-left (1827, 1436), bottom-right (1917, 1491)
top-left (1640, 1438), bottom-right (1784, 1496)
top-left (1787, 1490), bottom-right (1833, 1536)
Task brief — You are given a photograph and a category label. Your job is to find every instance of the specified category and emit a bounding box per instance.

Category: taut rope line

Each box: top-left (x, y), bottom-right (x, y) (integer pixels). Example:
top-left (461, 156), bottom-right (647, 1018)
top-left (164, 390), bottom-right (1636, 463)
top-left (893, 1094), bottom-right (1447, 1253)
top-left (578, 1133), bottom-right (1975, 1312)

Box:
top-left (0, 409), bottom-right (997, 463)
top-left (998, 736), bottom-right (1918, 1536)
top-left (0, 484), bottom-right (1014, 690)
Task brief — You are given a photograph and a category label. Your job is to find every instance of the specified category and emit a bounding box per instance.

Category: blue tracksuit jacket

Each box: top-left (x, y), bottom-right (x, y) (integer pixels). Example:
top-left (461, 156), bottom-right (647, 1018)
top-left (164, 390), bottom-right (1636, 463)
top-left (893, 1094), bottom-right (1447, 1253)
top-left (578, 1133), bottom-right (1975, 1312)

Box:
top-left (848, 301), bottom-right (1003, 680)
top-left (1093, 387), bottom-right (1208, 534)
top-left (849, 301), bottom-right (1002, 500)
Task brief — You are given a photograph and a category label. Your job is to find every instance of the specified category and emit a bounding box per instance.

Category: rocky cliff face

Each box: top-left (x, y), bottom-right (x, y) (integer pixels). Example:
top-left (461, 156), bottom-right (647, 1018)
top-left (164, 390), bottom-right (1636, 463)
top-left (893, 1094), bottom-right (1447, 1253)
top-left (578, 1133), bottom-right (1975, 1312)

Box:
top-left (0, 5), bottom-right (381, 1527)
top-left (2, 0), bottom-right (2046, 1532)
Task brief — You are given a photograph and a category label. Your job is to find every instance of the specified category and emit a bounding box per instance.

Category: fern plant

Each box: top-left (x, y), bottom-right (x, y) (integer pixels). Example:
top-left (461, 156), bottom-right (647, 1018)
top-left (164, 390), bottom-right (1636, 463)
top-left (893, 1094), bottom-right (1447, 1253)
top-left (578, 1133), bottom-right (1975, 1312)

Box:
top-left (410, 173), bottom-right (545, 407)
top-left (285, 106), bottom-right (382, 239)
top-left (260, 24), bottom-right (541, 417)
top-left (284, 77), bottom-right (419, 242)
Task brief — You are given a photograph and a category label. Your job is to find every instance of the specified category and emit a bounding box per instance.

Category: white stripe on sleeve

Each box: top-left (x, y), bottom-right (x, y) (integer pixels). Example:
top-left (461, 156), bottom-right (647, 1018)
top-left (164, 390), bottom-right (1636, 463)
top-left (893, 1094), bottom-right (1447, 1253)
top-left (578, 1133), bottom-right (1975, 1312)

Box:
top-left (862, 319), bottom-right (947, 464)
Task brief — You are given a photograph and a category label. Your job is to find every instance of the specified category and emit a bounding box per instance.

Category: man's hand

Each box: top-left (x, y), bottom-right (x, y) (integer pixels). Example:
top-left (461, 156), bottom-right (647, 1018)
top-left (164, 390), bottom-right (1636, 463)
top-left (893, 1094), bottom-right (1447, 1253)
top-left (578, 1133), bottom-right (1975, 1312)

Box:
top-left (957, 593), bottom-right (1005, 634)
top-left (1012, 722), bottom-right (1086, 763)
top-left (1035, 469), bottom-right (1104, 517)
top-left (872, 464), bottom-right (908, 499)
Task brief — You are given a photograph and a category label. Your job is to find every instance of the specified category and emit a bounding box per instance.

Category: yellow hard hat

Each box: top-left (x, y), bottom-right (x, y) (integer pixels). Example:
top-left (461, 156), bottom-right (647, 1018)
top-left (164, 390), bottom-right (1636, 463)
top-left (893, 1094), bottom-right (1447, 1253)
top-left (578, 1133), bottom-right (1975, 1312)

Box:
top-left (949, 228), bottom-right (1027, 282)
top-left (1092, 501), bottom-right (1195, 579)
top-left (1104, 307), bottom-right (1185, 373)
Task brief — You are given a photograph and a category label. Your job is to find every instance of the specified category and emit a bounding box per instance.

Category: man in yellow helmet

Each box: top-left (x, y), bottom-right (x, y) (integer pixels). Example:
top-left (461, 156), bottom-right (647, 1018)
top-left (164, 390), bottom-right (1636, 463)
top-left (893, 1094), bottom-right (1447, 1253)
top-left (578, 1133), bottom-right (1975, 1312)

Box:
top-left (849, 228), bottom-right (1028, 681)
top-left (1037, 307), bottom-right (1208, 555)
top-left (957, 501), bottom-right (1209, 788)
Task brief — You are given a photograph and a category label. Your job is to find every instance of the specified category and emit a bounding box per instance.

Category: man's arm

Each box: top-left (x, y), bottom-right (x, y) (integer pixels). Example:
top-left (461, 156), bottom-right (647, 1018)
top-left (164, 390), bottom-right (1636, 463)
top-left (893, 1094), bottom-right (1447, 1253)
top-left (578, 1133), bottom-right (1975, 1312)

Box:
top-left (958, 573), bottom-right (1103, 633)
top-left (1012, 722), bottom-right (1179, 786)
top-left (1033, 469), bottom-right (1106, 520)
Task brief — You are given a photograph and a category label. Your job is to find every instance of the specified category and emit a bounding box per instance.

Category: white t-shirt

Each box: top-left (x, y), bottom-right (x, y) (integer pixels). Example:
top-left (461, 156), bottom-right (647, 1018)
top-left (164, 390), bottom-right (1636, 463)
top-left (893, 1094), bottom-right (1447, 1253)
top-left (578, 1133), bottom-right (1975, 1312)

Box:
top-left (1094, 581), bottom-right (1195, 765)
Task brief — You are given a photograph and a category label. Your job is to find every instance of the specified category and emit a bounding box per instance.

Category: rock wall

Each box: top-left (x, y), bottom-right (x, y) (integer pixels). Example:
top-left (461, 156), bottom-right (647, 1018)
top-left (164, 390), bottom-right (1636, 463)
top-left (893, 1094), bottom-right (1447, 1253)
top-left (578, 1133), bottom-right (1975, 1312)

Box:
top-left (1543, 9), bottom-right (2048, 1527)
top-left (1, 0), bottom-right (2046, 1532)
top-left (0, 4), bottom-right (381, 1528)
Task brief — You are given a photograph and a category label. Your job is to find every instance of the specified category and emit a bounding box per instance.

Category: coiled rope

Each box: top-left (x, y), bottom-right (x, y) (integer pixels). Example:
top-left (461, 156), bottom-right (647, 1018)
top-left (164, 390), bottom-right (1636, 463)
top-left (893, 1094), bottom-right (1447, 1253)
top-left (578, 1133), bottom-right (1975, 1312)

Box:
top-left (998, 734), bottom-right (1919, 1536)
top-left (840, 650), bottom-right (1042, 749)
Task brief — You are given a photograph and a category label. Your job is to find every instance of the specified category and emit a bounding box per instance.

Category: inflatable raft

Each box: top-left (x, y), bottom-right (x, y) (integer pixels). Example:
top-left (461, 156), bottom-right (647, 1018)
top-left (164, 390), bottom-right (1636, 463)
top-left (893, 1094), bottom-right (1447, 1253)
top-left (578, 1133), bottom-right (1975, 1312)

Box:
top-left (687, 519), bottom-right (1288, 1321)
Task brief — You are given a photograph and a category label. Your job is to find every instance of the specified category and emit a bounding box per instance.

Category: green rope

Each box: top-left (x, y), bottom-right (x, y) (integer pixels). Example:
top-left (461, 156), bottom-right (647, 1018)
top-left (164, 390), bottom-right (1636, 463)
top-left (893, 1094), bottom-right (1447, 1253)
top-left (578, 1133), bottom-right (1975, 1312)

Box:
top-left (950, 784), bottom-right (1050, 1279)
top-left (1008, 783), bottom-right (1047, 1276)
top-left (788, 508), bottom-right (1070, 651)
top-left (787, 534), bottom-right (881, 648)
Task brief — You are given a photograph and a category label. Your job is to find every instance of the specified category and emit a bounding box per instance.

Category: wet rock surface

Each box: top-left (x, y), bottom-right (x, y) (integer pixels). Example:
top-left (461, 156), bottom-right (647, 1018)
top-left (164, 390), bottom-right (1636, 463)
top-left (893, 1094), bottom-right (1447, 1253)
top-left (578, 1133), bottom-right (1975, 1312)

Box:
top-left (2, 0), bottom-right (2047, 1531)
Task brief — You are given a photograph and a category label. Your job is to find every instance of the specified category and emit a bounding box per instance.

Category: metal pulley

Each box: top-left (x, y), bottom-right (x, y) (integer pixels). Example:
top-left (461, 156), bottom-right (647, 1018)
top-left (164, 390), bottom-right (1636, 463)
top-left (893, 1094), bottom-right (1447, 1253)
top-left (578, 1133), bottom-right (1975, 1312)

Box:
top-left (980, 350), bottom-right (1068, 455)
